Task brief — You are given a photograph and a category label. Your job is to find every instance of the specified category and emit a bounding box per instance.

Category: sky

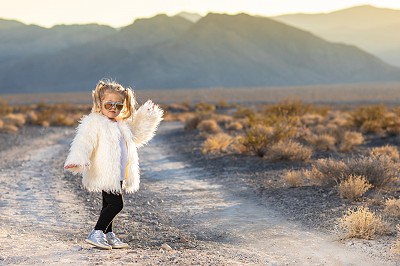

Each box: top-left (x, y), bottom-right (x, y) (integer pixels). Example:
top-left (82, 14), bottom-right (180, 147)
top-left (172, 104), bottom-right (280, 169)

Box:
top-left (1, 0), bottom-right (400, 28)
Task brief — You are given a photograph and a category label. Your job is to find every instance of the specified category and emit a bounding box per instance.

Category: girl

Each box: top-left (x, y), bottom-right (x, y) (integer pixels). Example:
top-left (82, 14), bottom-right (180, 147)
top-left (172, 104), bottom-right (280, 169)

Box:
top-left (64, 79), bottom-right (163, 250)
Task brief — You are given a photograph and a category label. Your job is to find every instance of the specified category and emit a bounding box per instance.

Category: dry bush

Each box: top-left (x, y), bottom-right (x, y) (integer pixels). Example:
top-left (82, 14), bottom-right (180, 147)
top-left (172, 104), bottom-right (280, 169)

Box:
top-left (307, 159), bottom-right (348, 186)
top-left (384, 198), bottom-right (400, 218)
top-left (201, 133), bottom-right (232, 154)
top-left (338, 207), bottom-right (389, 239)
top-left (338, 131), bottom-right (364, 152)
top-left (393, 225), bottom-right (400, 254)
top-left (266, 140), bottom-right (312, 162)
top-left (1, 124), bottom-right (18, 133)
top-left (264, 98), bottom-right (325, 118)
top-left (194, 102), bottom-right (215, 112)
top-left (300, 113), bottom-right (324, 127)
top-left (283, 170), bottom-right (304, 187)
top-left (197, 119), bottom-right (222, 134)
top-left (184, 113), bottom-right (207, 130)
top-left (165, 103), bottom-right (191, 112)
top-left (370, 145), bottom-right (400, 162)
top-left (241, 124), bottom-right (274, 157)
top-left (3, 113), bottom-right (26, 127)
top-left (304, 134), bottom-right (336, 151)
top-left (225, 121), bottom-right (243, 131)
top-left (307, 156), bottom-right (400, 188)
top-left (229, 136), bottom-right (248, 154)
top-left (351, 105), bottom-right (388, 134)
top-left (0, 97), bottom-right (12, 115)
top-left (214, 114), bottom-right (233, 125)
top-left (346, 155), bottom-right (399, 188)
top-left (0, 119), bottom-right (3, 129)
top-left (325, 110), bottom-right (351, 127)
top-left (337, 175), bottom-right (373, 201)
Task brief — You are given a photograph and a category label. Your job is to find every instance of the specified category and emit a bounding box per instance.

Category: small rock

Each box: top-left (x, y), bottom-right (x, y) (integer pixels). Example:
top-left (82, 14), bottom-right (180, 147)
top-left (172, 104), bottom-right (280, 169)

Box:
top-left (161, 243), bottom-right (173, 251)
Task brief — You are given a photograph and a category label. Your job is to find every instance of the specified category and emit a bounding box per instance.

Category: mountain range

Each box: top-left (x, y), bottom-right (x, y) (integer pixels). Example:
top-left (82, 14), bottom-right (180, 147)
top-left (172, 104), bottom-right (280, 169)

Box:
top-left (0, 7), bottom-right (400, 93)
top-left (274, 5), bottom-right (400, 67)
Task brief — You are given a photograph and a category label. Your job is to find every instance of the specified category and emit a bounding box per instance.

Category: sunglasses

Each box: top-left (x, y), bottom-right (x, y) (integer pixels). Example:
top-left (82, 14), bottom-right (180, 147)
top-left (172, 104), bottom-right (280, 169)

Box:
top-left (103, 101), bottom-right (124, 111)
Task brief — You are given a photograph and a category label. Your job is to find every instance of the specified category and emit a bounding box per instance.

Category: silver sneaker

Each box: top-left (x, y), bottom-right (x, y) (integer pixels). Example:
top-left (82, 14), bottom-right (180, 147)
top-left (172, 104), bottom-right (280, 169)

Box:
top-left (106, 232), bottom-right (129, 249)
top-left (85, 229), bottom-right (112, 250)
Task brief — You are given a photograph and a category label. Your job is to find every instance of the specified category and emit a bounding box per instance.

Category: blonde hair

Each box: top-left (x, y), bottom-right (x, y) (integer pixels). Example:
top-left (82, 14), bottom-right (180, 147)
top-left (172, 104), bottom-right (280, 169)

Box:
top-left (91, 79), bottom-right (136, 120)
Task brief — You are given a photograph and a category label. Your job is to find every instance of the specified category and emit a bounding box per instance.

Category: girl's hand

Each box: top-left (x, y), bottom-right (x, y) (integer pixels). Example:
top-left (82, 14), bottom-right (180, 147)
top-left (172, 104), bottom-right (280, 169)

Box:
top-left (146, 100), bottom-right (155, 111)
top-left (64, 164), bottom-right (80, 169)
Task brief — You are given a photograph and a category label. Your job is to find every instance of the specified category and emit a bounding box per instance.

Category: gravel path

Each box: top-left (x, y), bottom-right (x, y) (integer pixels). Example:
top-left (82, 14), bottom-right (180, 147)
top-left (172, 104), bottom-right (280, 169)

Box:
top-left (0, 123), bottom-right (397, 265)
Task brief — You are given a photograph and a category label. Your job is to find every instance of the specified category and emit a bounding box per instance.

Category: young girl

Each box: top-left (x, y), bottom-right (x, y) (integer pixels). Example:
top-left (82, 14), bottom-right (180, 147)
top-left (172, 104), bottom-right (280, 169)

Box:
top-left (64, 79), bottom-right (163, 250)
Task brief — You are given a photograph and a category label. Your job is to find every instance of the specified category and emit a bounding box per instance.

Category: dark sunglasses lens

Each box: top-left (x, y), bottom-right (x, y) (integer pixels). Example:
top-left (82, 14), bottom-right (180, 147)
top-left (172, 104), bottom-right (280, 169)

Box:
top-left (104, 103), bottom-right (113, 110)
top-left (116, 104), bottom-right (124, 110)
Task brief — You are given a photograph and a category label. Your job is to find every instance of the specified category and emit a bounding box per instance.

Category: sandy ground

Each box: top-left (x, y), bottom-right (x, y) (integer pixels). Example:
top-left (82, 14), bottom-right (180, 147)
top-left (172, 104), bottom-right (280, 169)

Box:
top-left (0, 122), bottom-right (398, 265)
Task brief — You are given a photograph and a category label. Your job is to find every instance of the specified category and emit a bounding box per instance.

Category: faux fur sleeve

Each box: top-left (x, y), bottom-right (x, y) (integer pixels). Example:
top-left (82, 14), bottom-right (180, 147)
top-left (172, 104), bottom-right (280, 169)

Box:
top-left (64, 114), bottom-right (98, 174)
top-left (129, 100), bottom-right (163, 148)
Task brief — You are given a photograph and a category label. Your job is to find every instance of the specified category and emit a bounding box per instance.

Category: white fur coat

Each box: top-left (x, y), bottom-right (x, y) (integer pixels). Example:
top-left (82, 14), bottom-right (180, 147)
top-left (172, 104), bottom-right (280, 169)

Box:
top-left (64, 100), bottom-right (163, 194)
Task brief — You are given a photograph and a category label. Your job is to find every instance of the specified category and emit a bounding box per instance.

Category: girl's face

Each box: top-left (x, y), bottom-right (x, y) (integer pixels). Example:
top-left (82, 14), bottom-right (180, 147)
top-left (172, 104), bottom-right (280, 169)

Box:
top-left (101, 92), bottom-right (124, 121)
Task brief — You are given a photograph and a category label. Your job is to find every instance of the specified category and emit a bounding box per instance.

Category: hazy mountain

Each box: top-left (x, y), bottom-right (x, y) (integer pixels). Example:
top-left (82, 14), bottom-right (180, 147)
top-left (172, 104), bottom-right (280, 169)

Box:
top-left (0, 19), bottom-right (116, 64)
top-left (0, 13), bottom-right (399, 93)
top-left (274, 5), bottom-right (400, 67)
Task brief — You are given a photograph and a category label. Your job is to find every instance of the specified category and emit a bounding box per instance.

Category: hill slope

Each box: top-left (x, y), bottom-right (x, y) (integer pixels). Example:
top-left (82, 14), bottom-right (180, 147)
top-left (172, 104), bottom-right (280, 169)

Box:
top-left (0, 13), bottom-right (399, 92)
top-left (274, 5), bottom-right (400, 67)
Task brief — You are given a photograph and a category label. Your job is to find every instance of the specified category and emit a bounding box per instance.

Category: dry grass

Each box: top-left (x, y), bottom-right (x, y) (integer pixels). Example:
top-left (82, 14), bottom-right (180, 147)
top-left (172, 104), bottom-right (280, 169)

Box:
top-left (337, 175), bottom-right (373, 201)
top-left (370, 145), bottom-right (400, 162)
top-left (384, 198), bottom-right (400, 218)
top-left (283, 170), bottom-right (304, 187)
top-left (338, 207), bottom-right (389, 240)
top-left (201, 133), bottom-right (233, 154)
top-left (266, 140), bottom-right (312, 162)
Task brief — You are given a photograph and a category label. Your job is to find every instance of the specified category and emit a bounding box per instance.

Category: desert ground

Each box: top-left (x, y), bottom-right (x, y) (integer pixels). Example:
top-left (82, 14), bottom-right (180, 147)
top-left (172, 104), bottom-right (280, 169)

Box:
top-left (1, 85), bottom-right (400, 265)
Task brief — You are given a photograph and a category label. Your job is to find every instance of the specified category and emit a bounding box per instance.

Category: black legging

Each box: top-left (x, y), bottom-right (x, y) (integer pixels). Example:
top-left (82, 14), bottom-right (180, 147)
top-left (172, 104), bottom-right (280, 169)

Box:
top-left (94, 184), bottom-right (124, 233)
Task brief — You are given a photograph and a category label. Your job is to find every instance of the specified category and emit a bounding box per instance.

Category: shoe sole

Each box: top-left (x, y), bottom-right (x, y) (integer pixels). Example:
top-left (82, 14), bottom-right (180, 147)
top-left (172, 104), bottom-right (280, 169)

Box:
top-left (110, 244), bottom-right (129, 249)
top-left (85, 239), bottom-right (112, 250)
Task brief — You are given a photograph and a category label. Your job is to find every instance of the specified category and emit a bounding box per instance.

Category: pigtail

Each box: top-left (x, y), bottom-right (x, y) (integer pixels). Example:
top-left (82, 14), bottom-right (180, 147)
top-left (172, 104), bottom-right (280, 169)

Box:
top-left (120, 87), bottom-right (136, 120)
top-left (91, 81), bottom-right (106, 114)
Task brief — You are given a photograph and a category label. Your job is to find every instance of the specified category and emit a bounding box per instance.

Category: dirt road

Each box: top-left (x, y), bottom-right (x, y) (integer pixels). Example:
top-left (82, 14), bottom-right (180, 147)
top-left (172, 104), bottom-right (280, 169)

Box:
top-left (0, 123), bottom-right (396, 265)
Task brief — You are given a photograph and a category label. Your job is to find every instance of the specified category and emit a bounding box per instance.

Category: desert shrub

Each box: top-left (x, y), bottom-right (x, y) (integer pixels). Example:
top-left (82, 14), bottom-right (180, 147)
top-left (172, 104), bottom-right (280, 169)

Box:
top-left (165, 103), bottom-right (191, 112)
top-left (233, 107), bottom-right (256, 120)
top-left (346, 155), bottom-right (399, 188)
top-left (241, 124), bottom-right (274, 157)
top-left (225, 121), bottom-right (243, 131)
top-left (306, 159), bottom-right (348, 186)
top-left (283, 170), bottom-right (304, 187)
top-left (338, 131), bottom-right (364, 152)
top-left (325, 110), bottom-right (351, 127)
top-left (351, 105), bottom-right (388, 134)
top-left (266, 140), bottom-right (312, 162)
top-left (1, 124), bottom-right (18, 133)
top-left (307, 156), bottom-right (399, 188)
top-left (393, 225), bottom-right (400, 254)
top-left (304, 134), bottom-right (336, 151)
top-left (264, 98), bottom-right (326, 118)
top-left (370, 145), bottom-right (400, 162)
top-left (194, 102), bottom-right (215, 112)
top-left (384, 199), bottom-right (400, 218)
top-left (0, 119), bottom-right (3, 129)
top-left (338, 207), bottom-right (388, 239)
top-left (197, 119), bottom-right (221, 134)
top-left (3, 113), bottom-right (26, 127)
top-left (0, 97), bottom-right (12, 115)
top-left (213, 114), bottom-right (233, 127)
top-left (201, 133), bottom-right (232, 154)
top-left (337, 175), bottom-right (373, 201)
top-left (229, 136), bottom-right (248, 154)
top-left (184, 113), bottom-right (209, 130)
top-left (300, 113), bottom-right (324, 127)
